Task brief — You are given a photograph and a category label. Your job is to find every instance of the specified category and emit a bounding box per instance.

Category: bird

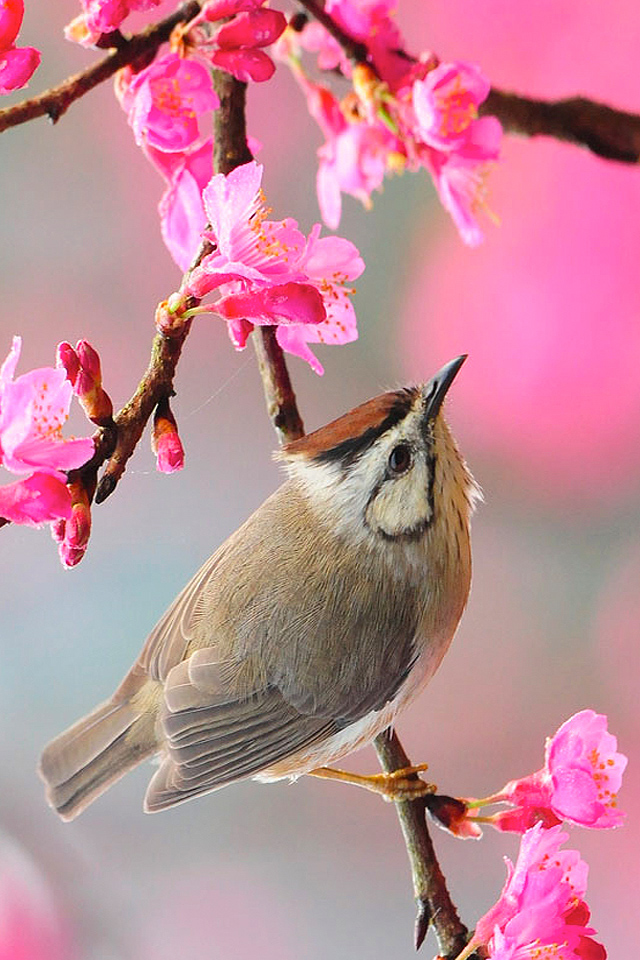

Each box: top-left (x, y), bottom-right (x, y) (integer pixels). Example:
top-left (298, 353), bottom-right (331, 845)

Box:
top-left (39, 355), bottom-right (479, 821)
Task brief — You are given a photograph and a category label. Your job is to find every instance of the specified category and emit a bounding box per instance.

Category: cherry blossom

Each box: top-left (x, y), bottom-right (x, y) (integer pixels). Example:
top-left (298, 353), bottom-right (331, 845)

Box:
top-left (65, 0), bottom-right (162, 47)
top-left (464, 824), bottom-right (606, 960)
top-left (183, 161), bottom-right (364, 372)
top-left (0, 338), bottom-right (94, 527)
top-left (118, 54), bottom-right (219, 153)
top-left (489, 711), bottom-right (627, 832)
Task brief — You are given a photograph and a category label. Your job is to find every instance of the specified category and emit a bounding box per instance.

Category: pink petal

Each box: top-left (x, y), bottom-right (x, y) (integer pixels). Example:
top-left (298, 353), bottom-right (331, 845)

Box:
top-left (0, 335), bottom-right (21, 385)
top-left (0, 44), bottom-right (40, 94)
top-left (216, 281), bottom-right (326, 326)
top-left (215, 9), bottom-right (286, 50)
top-left (202, 160), bottom-right (264, 250)
top-left (0, 472), bottom-right (71, 526)
top-left (209, 48), bottom-right (275, 83)
top-left (275, 326), bottom-right (325, 375)
top-left (303, 232), bottom-right (365, 281)
top-left (0, 0), bottom-right (24, 49)
top-left (317, 160), bottom-right (343, 230)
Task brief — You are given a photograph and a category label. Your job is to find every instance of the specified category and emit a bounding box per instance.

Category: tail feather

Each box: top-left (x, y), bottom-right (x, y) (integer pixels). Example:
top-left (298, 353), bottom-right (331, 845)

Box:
top-left (39, 698), bottom-right (157, 821)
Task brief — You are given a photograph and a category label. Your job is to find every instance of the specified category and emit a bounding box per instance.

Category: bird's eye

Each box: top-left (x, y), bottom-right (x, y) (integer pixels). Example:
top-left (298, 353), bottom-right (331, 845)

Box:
top-left (388, 443), bottom-right (412, 474)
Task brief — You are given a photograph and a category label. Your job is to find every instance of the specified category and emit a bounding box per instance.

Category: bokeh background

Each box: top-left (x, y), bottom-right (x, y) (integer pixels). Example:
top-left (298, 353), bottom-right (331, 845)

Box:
top-left (1, 1), bottom-right (639, 957)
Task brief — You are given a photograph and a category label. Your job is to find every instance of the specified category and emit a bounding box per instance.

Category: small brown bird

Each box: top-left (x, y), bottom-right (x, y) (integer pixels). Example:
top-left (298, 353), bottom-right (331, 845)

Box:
top-left (40, 356), bottom-right (478, 820)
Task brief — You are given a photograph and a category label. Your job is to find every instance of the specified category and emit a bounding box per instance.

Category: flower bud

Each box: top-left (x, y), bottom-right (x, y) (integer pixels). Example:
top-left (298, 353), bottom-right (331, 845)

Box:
top-left (152, 398), bottom-right (184, 474)
top-left (424, 794), bottom-right (483, 839)
top-left (54, 481), bottom-right (92, 568)
top-left (56, 341), bottom-right (80, 386)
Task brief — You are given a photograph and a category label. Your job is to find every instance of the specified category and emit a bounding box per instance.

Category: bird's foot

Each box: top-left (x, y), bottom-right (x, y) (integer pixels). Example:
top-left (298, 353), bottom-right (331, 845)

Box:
top-left (309, 763), bottom-right (435, 802)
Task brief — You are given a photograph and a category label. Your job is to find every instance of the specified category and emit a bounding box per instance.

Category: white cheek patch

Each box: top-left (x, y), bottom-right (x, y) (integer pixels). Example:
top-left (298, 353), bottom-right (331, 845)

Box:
top-left (365, 463), bottom-right (433, 537)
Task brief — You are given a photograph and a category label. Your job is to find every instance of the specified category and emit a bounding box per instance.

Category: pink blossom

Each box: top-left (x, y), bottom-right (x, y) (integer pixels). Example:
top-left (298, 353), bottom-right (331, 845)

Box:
top-left (0, 337), bottom-right (94, 478)
top-left (185, 161), bottom-right (363, 373)
top-left (427, 138), bottom-right (500, 248)
top-left (492, 711), bottom-right (627, 832)
top-left (471, 824), bottom-right (606, 960)
top-left (0, 472), bottom-right (72, 527)
top-left (0, 44), bottom-right (39, 93)
top-left (65, 0), bottom-right (162, 46)
top-left (412, 62), bottom-right (492, 152)
top-left (147, 138), bottom-right (213, 271)
top-left (119, 53), bottom-right (219, 153)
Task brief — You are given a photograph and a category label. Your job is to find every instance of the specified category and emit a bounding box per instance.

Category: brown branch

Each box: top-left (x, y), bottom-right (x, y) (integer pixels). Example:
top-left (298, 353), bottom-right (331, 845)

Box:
top-left (0, 1), bottom-right (201, 134)
top-left (481, 89), bottom-right (640, 163)
top-left (298, 0), bottom-right (640, 164)
top-left (374, 731), bottom-right (471, 955)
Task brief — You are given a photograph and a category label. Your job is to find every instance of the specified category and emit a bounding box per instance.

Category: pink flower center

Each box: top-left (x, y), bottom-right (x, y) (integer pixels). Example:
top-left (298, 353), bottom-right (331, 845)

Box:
top-left (436, 78), bottom-right (477, 138)
top-left (151, 77), bottom-right (195, 120)
top-left (31, 379), bottom-right (67, 440)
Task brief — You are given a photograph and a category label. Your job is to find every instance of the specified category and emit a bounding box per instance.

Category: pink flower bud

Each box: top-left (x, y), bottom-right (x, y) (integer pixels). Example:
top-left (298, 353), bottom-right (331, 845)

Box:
top-left (155, 431), bottom-right (185, 473)
top-left (0, 0), bottom-right (24, 49)
top-left (0, 45), bottom-right (40, 94)
top-left (65, 339), bottom-right (114, 426)
top-left (56, 341), bottom-right (80, 386)
top-left (76, 340), bottom-right (101, 380)
top-left (152, 398), bottom-right (184, 474)
top-left (56, 483), bottom-right (92, 568)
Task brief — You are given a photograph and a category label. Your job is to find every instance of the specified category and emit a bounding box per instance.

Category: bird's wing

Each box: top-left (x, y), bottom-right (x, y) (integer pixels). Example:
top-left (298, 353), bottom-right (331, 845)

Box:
top-left (145, 648), bottom-right (337, 811)
top-left (112, 548), bottom-right (230, 702)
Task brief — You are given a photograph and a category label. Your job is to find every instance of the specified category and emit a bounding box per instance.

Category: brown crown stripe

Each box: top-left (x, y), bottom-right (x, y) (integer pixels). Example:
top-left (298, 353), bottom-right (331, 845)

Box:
top-left (283, 388), bottom-right (419, 466)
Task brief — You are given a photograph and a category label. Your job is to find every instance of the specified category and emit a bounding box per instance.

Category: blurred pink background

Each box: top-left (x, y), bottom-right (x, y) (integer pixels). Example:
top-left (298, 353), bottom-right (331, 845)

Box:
top-left (1, 1), bottom-right (638, 958)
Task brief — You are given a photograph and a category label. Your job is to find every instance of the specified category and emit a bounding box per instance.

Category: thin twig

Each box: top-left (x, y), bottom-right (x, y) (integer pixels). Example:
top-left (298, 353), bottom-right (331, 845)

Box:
top-left (0, 1), bottom-right (201, 134)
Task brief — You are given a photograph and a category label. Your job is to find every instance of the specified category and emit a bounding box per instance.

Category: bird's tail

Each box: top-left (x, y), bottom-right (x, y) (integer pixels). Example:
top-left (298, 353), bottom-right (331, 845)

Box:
top-left (39, 697), bottom-right (157, 821)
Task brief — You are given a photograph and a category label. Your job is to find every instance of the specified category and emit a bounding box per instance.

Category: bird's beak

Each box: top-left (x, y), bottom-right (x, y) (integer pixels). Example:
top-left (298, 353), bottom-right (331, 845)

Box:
top-left (423, 355), bottom-right (467, 420)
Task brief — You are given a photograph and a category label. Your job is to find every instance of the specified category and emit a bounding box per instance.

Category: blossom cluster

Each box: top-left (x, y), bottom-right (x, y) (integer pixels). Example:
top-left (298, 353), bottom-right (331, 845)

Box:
top-left (168, 160), bottom-right (364, 374)
top-left (0, 338), bottom-right (94, 538)
top-left (0, 0), bottom-right (40, 94)
top-left (426, 710), bottom-right (626, 960)
top-left (281, 1), bottom-right (502, 245)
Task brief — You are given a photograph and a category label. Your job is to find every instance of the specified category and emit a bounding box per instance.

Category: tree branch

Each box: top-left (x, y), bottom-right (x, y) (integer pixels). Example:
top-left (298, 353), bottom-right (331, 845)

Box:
top-left (374, 730), bottom-right (472, 955)
top-left (0, 1), bottom-right (202, 134)
top-left (481, 89), bottom-right (640, 163)
top-left (297, 0), bottom-right (640, 164)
